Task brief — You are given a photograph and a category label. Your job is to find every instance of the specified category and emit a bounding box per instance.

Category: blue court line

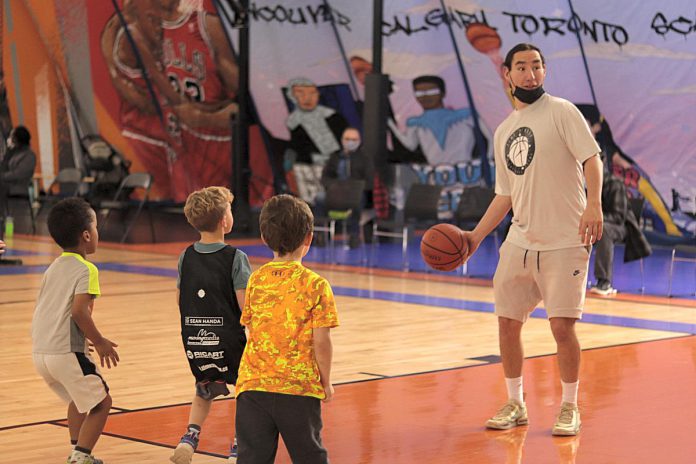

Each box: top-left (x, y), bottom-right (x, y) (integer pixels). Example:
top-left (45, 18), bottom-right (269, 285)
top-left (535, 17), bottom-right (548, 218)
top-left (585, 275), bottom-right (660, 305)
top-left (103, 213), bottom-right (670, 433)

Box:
top-left (0, 264), bottom-right (49, 275)
top-left (0, 262), bottom-right (178, 277)
top-left (330, 286), bottom-right (696, 334)
top-left (3, 261), bottom-right (694, 335)
top-left (2, 249), bottom-right (51, 257)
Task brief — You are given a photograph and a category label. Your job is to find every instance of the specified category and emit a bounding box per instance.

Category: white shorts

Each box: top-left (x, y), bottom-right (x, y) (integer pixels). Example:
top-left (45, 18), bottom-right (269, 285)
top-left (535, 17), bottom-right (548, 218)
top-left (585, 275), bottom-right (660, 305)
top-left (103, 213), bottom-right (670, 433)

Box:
top-left (493, 241), bottom-right (591, 323)
top-left (33, 352), bottom-right (109, 413)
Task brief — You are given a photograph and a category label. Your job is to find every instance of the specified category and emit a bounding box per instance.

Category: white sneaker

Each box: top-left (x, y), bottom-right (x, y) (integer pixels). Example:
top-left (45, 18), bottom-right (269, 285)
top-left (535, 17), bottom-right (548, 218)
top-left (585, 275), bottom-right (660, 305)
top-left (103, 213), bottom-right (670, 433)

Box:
top-left (552, 402), bottom-right (581, 436)
top-left (589, 281), bottom-right (617, 296)
top-left (69, 452), bottom-right (99, 464)
top-left (485, 399), bottom-right (529, 430)
top-left (170, 443), bottom-right (195, 464)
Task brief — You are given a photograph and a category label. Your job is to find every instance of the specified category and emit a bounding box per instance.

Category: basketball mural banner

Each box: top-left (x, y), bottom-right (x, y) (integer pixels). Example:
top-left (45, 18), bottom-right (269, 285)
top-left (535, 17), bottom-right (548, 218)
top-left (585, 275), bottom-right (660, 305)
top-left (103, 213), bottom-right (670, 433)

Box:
top-left (2, 0), bottom-right (694, 238)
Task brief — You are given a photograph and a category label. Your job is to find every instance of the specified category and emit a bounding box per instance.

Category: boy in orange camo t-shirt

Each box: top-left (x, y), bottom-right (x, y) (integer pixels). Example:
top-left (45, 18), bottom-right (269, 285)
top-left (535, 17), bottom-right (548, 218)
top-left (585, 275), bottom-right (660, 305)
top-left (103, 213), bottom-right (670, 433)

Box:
top-left (235, 194), bottom-right (338, 464)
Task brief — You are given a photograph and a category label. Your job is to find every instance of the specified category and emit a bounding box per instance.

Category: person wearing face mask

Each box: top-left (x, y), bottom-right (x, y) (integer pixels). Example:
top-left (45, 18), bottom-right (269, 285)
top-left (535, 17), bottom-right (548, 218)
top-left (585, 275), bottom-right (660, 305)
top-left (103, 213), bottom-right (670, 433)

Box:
top-left (1, 126), bottom-right (37, 234)
top-left (461, 43), bottom-right (604, 437)
top-left (284, 77), bottom-right (349, 208)
top-left (321, 127), bottom-right (368, 249)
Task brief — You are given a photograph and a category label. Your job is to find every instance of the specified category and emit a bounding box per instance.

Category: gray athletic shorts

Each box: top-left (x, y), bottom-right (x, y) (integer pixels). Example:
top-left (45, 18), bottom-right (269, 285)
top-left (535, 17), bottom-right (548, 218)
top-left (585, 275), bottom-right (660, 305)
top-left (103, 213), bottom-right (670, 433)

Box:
top-left (493, 241), bottom-right (591, 323)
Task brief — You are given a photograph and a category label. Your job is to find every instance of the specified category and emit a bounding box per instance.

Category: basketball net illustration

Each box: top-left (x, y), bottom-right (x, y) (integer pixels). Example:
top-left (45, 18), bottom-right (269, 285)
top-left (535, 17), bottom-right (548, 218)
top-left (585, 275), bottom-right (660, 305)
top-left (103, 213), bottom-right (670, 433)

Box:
top-left (466, 23), bottom-right (514, 106)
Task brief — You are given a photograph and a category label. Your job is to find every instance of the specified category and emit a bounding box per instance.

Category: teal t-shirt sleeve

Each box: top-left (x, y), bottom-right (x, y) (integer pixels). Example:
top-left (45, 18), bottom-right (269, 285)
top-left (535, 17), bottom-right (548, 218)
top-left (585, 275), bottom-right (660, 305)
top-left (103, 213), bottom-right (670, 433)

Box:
top-left (176, 250), bottom-right (185, 289)
top-left (232, 250), bottom-right (252, 290)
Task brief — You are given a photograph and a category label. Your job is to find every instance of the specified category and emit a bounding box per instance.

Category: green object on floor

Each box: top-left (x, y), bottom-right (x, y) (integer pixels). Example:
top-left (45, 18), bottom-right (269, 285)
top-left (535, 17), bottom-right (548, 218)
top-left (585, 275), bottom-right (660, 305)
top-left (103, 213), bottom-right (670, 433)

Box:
top-left (328, 210), bottom-right (351, 221)
top-left (4, 216), bottom-right (13, 238)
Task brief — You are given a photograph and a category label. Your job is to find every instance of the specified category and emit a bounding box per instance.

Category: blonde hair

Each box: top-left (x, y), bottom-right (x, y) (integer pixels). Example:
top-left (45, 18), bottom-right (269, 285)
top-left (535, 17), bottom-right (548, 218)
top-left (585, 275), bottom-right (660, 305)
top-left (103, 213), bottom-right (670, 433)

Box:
top-left (184, 186), bottom-right (234, 233)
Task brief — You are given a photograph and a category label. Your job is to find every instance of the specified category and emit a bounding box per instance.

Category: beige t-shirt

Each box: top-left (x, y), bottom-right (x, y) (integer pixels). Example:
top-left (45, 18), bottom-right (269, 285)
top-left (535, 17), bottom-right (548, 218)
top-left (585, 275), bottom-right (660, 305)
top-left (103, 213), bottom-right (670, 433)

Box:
top-left (32, 252), bottom-right (101, 354)
top-left (494, 93), bottom-right (600, 251)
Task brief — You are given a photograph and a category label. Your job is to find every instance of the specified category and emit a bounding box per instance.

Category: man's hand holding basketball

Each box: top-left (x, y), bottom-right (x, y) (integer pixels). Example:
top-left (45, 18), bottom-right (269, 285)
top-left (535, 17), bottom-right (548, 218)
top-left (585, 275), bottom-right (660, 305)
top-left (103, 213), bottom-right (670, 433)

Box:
top-left (461, 230), bottom-right (482, 262)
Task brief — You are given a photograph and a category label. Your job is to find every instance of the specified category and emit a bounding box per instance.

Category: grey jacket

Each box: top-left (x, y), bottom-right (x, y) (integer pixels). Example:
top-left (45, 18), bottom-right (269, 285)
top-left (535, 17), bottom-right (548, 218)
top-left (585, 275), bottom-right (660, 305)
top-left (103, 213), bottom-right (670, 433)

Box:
top-left (1, 146), bottom-right (37, 196)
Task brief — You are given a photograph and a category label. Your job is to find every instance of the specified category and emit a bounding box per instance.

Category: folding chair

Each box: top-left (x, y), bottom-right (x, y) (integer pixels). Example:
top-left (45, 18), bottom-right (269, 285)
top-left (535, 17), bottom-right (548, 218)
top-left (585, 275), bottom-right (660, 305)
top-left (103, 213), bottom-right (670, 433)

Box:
top-left (455, 186), bottom-right (494, 226)
top-left (314, 179), bottom-right (366, 261)
top-left (99, 173), bottom-right (155, 243)
top-left (628, 197), bottom-right (646, 293)
top-left (37, 168), bottom-right (84, 216)
top-left (668, 244), bottom-right (696, 297)
top-left (372, 183), bottom-right (442, 270)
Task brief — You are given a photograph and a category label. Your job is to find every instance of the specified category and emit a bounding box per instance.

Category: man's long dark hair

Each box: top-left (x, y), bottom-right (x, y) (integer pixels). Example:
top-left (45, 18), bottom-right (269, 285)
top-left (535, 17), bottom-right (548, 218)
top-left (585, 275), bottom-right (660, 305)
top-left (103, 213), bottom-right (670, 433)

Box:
top-left (503, 43), bottom-right (545, 70)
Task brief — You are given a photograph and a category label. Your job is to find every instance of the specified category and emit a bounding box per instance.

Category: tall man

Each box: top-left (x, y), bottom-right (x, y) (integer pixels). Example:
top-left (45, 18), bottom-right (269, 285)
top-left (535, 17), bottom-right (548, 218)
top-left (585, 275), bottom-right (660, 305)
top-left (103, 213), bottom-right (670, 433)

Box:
top-left (462, 44), bottom-right (603, 436)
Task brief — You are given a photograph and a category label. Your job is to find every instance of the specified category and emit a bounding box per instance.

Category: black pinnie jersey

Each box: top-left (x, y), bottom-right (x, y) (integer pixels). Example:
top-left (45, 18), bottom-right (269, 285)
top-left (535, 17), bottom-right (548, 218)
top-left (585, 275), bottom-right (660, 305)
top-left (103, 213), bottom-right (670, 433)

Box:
top-left (179, 245), bottom-right (246, 384)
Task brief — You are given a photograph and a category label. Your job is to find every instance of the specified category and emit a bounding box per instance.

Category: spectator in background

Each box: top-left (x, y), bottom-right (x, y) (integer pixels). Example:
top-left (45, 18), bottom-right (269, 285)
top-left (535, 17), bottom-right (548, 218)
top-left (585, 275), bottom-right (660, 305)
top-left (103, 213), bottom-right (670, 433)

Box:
top-left (321, 127), bottom-right (368, 249)
top-left (1, 126), bottom-right (36, 195)
top-left (576, 104), bottom-right (633, 171)
top-left (285, 77), bottom-right (348, 206)
top-left (590, 165), bottom-right (652, 296)
top-left (0, 72), bottom-right (13, 149)
top-left (1, 126), bottom-right (37, 229)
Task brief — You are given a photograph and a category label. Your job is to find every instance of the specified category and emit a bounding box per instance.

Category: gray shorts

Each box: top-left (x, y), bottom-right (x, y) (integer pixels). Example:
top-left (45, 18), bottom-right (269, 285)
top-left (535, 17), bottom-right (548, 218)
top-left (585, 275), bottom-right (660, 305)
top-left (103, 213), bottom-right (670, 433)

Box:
top-left (493, 241), bottom-right (591, 323)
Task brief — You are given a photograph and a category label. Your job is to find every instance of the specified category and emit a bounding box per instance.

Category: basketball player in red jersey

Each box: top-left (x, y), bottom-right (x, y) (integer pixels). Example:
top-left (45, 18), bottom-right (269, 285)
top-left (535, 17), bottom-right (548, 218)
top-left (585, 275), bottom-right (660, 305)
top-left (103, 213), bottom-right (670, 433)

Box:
top-left (101, 0), bottom-right (190, 201)
top-left (154, 0), bottom-right (239, 192)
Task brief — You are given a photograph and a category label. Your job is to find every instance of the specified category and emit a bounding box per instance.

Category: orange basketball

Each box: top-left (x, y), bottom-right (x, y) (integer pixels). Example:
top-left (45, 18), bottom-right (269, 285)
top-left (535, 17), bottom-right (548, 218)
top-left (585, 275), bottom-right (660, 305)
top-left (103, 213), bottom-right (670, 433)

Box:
top-left (466, 23), bottom-right (502, 54)
top-left (420, 224), bottom-right (468, 272)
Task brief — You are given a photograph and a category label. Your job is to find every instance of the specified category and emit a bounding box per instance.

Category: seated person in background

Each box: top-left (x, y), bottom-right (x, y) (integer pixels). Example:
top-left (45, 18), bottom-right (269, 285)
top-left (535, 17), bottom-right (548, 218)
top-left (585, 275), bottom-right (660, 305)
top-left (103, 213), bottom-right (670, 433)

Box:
top-left (576, 104), bottom-right (633, 171)
top-left (285, 77), bottom-right (349, 206)
top-left (590, 167), bottom-right (651, 296)
top-left (0, 126), bottom-right (37, 227)
top-left (321, 127), bottom-right (368, 249)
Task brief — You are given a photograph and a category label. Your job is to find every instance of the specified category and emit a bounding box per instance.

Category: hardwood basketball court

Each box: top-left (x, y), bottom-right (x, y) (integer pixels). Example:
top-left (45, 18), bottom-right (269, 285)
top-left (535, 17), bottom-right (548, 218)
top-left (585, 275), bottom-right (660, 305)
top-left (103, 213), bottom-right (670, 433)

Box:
top-left (1, 235), bottom-right (695, 463)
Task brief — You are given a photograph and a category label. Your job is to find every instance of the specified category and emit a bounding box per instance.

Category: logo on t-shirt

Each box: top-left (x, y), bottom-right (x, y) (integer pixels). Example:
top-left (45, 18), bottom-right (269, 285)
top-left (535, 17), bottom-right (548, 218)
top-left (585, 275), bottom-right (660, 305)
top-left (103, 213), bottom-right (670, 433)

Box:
top-left (505, 126), bottom-right (535, 175)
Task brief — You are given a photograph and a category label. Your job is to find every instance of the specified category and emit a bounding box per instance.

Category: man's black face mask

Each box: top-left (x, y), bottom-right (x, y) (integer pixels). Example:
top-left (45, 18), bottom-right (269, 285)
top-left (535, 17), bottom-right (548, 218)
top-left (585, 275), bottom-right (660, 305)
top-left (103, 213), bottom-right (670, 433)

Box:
top-left (513, 86), bottom-right (545, 105)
